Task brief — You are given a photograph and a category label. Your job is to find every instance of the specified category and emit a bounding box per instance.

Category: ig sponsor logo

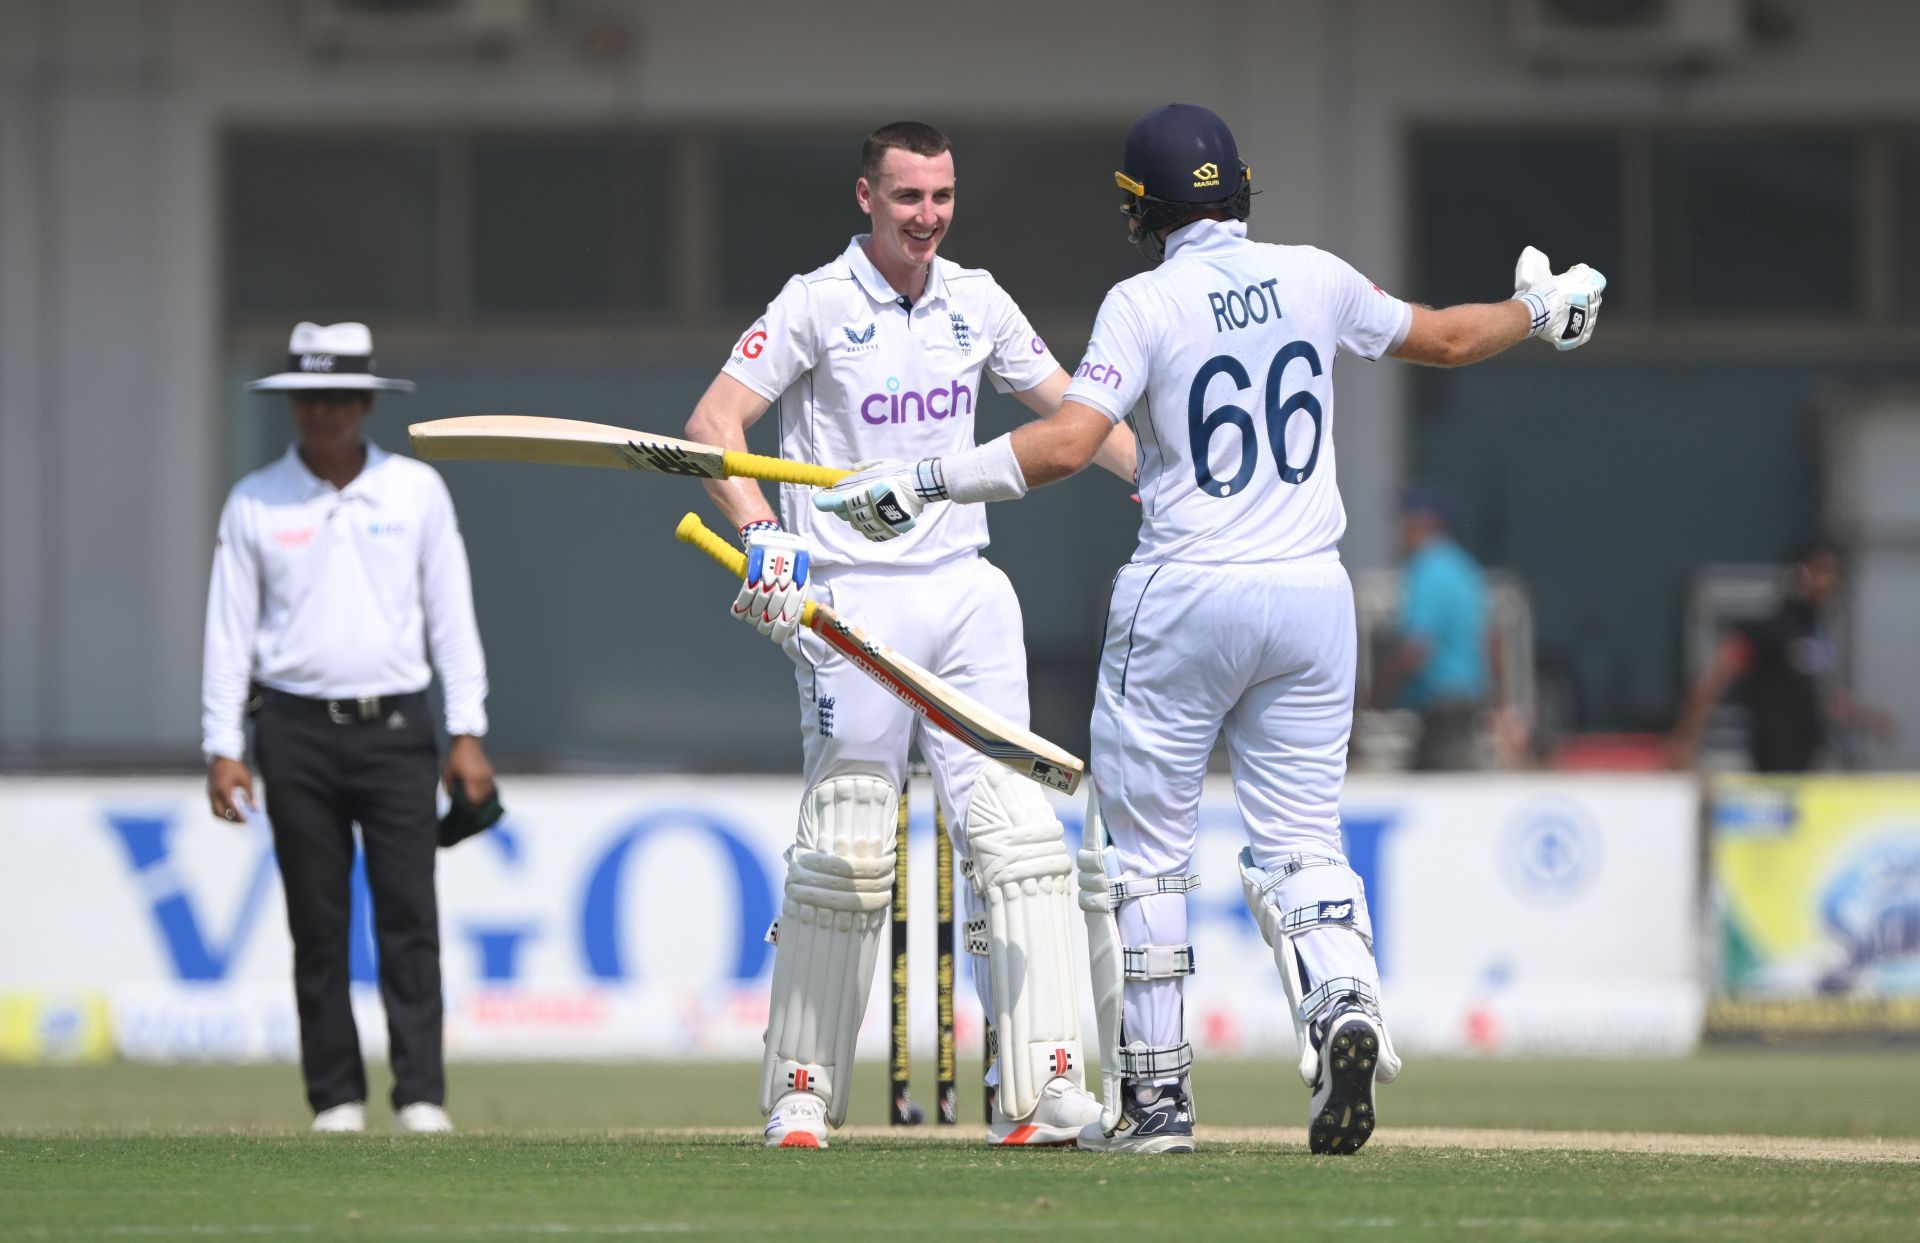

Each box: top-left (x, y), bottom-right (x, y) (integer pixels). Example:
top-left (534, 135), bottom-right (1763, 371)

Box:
top-left (734, 329), bottom-right (768, 361)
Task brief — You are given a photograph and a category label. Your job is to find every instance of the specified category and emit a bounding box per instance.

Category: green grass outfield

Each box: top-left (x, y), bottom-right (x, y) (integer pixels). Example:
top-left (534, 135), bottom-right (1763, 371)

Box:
top-left (4, 1053), bottom-right (1919, 1241)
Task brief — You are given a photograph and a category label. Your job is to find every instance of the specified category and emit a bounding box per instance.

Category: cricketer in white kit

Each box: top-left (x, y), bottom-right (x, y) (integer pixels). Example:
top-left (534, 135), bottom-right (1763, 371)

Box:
top-left (816, 103), bottom-right (1607, 1155)
top-left (683, 121), bottom-right (1135, 1149)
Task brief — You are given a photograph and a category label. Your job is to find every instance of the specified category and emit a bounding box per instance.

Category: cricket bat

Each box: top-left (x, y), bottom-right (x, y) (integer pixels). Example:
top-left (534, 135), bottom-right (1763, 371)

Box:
top-left (410, 415), bottom-right (850, 489)
top-left (675, 513), bottom-right (1085, 795)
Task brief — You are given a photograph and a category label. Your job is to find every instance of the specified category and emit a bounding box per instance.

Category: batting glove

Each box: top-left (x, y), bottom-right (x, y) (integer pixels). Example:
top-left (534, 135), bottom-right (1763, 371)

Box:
top-left (1513, 246), bottom-right (1606, 352)
top-left (731, 525), bottom-right (811, 645)
top-left (811, 459), bottom-right (932, 542)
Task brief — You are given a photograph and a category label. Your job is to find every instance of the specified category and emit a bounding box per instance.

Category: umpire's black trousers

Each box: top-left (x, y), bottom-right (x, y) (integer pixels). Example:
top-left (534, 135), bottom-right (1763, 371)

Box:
top-left (255, 689), bottom-right (443, 1114)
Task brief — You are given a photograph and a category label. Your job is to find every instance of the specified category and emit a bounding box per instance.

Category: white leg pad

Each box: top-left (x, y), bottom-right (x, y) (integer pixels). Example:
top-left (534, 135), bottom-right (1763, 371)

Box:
top-left (1077, 789), bottom-right (1200, 1133)
top-left (760, 775), bottom-right (897, 1128)
top-left (1238, 848), bottom-right (1401, 1090)
top-left (965, 764), bottom-right (1085, 1122)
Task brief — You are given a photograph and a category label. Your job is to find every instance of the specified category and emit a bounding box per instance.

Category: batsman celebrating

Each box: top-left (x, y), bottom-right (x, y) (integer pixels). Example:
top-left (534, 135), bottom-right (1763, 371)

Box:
top-left (686, 121), bottom-right (1133, 1148)
top-left (816, 104), bottom-right (1606, 1154)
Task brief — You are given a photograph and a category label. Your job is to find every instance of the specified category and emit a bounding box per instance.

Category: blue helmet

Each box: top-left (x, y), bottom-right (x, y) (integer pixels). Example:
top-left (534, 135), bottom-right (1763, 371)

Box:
top-left (1115, 103), bottom-right (1252, 262)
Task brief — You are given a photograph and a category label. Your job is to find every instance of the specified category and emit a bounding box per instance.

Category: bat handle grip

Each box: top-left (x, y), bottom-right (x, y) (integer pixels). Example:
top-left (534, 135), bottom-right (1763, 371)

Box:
top-left (674, 513), bottom-right (819, 627)
top-left (721, 451), bottom-right (850, 488)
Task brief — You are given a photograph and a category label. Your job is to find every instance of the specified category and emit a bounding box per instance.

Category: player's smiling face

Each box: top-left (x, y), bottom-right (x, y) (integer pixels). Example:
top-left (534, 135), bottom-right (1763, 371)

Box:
top-left (857, 147), bottom-right (954, 274)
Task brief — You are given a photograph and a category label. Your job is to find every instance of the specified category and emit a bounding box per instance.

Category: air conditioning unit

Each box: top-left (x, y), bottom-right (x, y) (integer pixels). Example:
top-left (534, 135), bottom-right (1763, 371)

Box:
top-left (1509, 0), bottom-right (1751, 69)
top-left (299, 0), bottom-right (539, 57)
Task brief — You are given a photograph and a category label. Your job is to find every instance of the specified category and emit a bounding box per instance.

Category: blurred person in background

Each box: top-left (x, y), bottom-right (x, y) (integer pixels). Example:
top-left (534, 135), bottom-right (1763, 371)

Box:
top-left (1369, 486), bottom-right (1502, 770)
top-left (200, 322), bottom-right (495, 1135)
top-left (684, 120), bottom-right (1135, 1150)
top-left (1669, 541), bottom-right (1895, 772)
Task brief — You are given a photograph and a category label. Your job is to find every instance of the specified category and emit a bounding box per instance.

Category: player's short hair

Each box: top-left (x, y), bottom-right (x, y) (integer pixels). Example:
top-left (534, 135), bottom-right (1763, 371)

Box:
top-left (861, 121), bottom-right (951, 185)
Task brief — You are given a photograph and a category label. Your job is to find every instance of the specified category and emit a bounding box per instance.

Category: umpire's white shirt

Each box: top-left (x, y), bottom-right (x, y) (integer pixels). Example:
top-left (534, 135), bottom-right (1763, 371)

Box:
top-left (200, 441), bottom-right (488, 762)
top-left (721, 235), bottom-right (1059, 569)
top-left (1066, 218), bottom-right (1411, 566)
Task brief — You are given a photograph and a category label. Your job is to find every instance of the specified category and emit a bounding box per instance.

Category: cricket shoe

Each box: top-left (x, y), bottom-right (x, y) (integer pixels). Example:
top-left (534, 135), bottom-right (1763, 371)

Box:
top-left (987, 1075), bottom-right (1102, 1147)
top-left (1075, 1083), bottom-right (1195, 1154)
top-left (394, 1103), bottom-right (454, 1134)
top-left (763, 1089), bottom-right (830, 1149)
top-left (310, 1102), bottom-right (366, 1134)
top-left (1309, 1009), bottom-right (1383, 1155)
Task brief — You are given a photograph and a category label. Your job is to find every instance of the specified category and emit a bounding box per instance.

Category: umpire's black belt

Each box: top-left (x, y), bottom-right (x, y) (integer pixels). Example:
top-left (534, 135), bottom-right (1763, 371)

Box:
top-left (258, 687), bottom-right (429, 725)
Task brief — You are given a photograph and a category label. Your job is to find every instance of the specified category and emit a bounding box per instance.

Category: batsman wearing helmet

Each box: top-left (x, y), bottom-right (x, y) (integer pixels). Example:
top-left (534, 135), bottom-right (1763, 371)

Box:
top-left (816, 104), bottom-right (1606, 1154)
top-left (684, 121), bottom-right (1135, 1149)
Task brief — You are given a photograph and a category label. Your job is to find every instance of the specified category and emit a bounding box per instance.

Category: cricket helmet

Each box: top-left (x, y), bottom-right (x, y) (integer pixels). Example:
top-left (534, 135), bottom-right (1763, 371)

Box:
top-left (1115, 103), bottom-right (1252, 262)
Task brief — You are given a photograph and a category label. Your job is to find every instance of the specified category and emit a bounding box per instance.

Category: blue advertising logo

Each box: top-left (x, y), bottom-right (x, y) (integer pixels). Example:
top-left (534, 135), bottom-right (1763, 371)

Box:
top-left (1818, 839), bottom-right (1920, 994)
top-left (1500, 799), bottom-right (1602, 905)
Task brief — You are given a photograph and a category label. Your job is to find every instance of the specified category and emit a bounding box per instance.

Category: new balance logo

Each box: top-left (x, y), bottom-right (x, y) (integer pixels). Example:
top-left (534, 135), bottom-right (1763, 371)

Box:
top-left (1319, 900), bottom-right (1354, 921)
top-left (1562, 307), bottom-right (1587, 339)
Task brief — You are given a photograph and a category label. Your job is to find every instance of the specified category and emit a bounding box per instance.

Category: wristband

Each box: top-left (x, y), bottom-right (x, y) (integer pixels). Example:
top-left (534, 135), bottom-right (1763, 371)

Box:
top-left (939, 433), bottom-right (1029, 504)
top-left (739, 519), bottom-right (782, 548)
top-left (1514, 291), bottom-right (1549, 337)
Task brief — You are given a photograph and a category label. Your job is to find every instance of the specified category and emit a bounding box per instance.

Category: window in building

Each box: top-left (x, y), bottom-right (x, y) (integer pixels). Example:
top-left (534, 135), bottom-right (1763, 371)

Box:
top-left (941, 128), bottom-right (1138, 312)
top-left (1893, 134), bottom-right (1920, 321)
top-left (716, 135), bottom-right (863, 312)
top-left (1414, 132), bottom-right (1625, 311)
top-left (226, 133), bottom-right (439, 314)
top-left (470, 133), bottom-right (673, 315)
top-left (1653, 135), bottom-right (1857, 315)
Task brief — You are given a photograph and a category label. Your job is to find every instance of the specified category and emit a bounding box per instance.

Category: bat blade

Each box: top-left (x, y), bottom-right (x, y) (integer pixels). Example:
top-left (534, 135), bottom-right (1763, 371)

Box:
top-left (672, 512), bottom-right (1083, 793)
top-left (809, 605), bottom-right (1084, 794)
top-left (410, 415), bottom-right (729, 479)
top-left (411, 415), bottom-right (851, 487)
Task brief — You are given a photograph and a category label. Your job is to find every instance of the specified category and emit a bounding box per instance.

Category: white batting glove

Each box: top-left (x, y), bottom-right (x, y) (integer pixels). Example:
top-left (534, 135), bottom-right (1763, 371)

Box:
top-left (1513, 246), bottom-right (1607, 351)
top-left (731, 523), bottom-right (812, 645)
top-left (811, 459), bottom-right (934, 542)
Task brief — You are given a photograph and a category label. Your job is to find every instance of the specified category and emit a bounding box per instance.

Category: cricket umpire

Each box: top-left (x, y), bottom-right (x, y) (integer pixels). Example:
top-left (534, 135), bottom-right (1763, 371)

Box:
top-left (200, 322), bottom-right (495, 1134)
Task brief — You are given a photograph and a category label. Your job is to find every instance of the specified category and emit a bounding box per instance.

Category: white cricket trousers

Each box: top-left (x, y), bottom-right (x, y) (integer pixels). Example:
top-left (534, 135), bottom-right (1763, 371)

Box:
top-left (1090, 557), bottom-right (1358, 1065)
top-left (786, 553), bottom-right (1030, 1020)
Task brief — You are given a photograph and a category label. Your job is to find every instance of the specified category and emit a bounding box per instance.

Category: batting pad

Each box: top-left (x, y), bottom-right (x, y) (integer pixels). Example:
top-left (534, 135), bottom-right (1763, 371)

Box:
top-left (965, 764), bottom-right (1085, 1121)
top-left (1238, 848), bottom-right (1400, 1090)
top-left (761, 775), bottom-right (898, 1128)
top-left (1078, 788), bottom-right (1199, 1133)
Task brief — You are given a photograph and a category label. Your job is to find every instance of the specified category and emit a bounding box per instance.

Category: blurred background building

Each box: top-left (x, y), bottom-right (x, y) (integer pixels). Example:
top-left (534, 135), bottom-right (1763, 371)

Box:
top-left (4, 0), bottom-right (1920, 773)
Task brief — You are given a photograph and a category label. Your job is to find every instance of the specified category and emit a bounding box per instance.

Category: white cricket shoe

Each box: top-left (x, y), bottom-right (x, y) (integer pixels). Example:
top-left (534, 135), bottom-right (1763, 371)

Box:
top-left (1076, 1082), bottom-right (1195, 1154)
top-left (1309, 1010), bottom-right (1382, 1155)
top-left (988, 1075), bottom-right (1103, 1147)
top-left (763, 1090), bottom-right (829, 1149)
top-left (394, 1102), bottom-right (454, 1134)
top-left (310, 1102), bottom-right (366, 1134)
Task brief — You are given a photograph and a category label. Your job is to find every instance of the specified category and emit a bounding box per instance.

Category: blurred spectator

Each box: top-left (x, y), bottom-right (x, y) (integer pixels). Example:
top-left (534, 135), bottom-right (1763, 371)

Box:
top-left (1668, 542), bottom-right (1895, 772)
top-left (200, 322), bottom-right (495, 1134)
top-left (1371, 486), bottom-right (1500, 770)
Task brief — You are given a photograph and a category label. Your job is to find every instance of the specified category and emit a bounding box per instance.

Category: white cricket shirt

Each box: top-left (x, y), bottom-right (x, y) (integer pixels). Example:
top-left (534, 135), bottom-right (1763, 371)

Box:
top-left (1065, 219), bottom-right (1411, 567)
top-left (722, 235), bottom-right (1060, 569)
top-left (200, 441), bottom-right (489, 762)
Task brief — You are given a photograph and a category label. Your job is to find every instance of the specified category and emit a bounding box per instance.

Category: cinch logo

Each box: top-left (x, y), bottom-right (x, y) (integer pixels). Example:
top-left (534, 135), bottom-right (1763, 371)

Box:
top-left (1192, 162), bottom-right (1221, 189)
top-left (299, 353), bottom-right (336, 373)
top-left (735, 329), bottom-right (767, 360)
top-left (860, 377), bottom-right (974, 425)
top-left (1074, 360), bottom-right (1123, 389)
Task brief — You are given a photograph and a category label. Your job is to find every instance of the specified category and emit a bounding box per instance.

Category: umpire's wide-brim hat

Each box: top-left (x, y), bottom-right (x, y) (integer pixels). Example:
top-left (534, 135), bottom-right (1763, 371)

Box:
top-left (247, 322), bottom-right (415, 393)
